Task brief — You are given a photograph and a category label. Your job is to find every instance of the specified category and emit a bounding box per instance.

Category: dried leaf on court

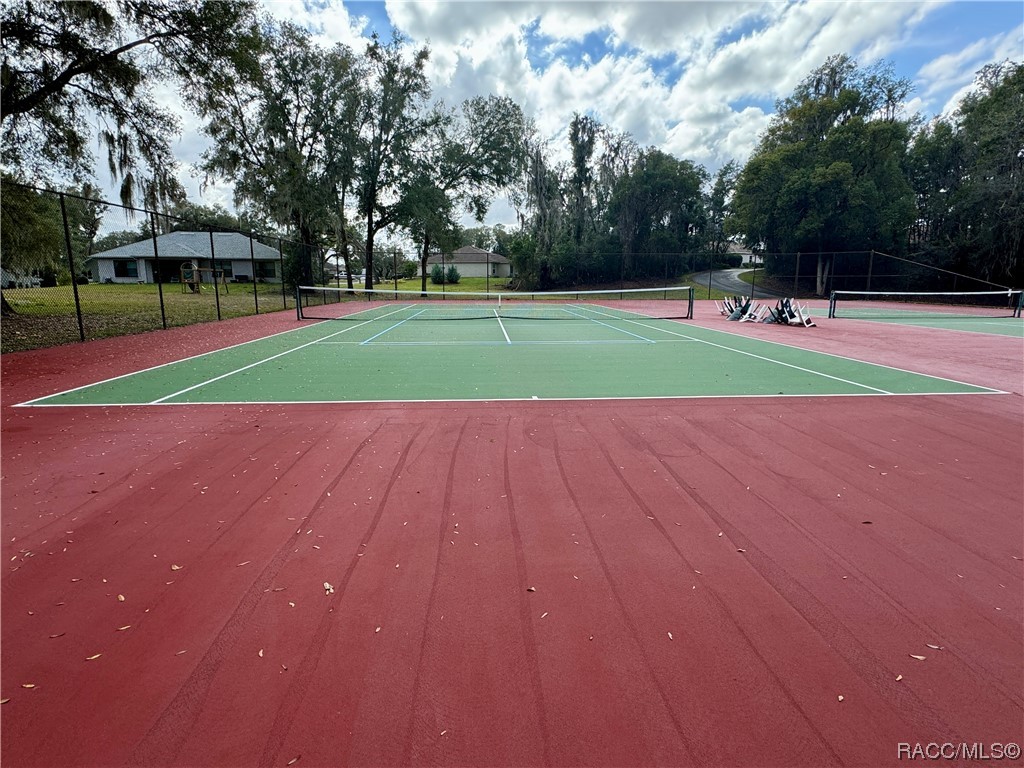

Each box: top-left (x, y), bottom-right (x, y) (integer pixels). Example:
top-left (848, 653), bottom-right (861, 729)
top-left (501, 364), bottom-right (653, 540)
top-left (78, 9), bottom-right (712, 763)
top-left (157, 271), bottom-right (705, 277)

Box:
top-left (526, 587), bottom-right (536, 592)
top-left (49, 633), bottom-right (65, 639)
top-left (910, 654), bottom-right (926, 660)
top-left (117, 594), bottom-right (125, 602)
top-left (86, 653), bottom-right (102, 661)
top-left (837, 695), bottom-right (844, 702)
top-left (237, 561), bottom-right (251, 567)
top-left (171, 565), bottom-right (182, 571)
top-left (0, 698), bottom-right (8, 704)
top-left (288, 602), bottom-right (295, 607)
top-left (117, 626), bottom-right (131, 631)
top-left (737, 549), bottom-right (746, 553)
top-left (175, 650), bottom-right (187, 655)
top-left (667, 632), bottom-right (673, 640)
top-left (540, 612), bottom-right (548, 619)
top-left (21, 684), bottom-right (35, 689)
top-left (375, 627), bottom-right (381, 633)
top-left (926, 644), bottom-right (943, 650)
top-left (258, 649), bottom-right (264, 658)
top-left (287, 756), bottom-right (300, 766)
top-left (895, 675), bottom-right (903, 681)
top-left (323, 582), bottom-right (334, 595)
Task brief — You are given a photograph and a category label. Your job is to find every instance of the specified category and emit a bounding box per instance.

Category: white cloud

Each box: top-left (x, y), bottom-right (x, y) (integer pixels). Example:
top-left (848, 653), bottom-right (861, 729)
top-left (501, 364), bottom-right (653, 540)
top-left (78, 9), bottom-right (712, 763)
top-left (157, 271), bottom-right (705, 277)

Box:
top-left (89, 0), bottom-right (1024, 232)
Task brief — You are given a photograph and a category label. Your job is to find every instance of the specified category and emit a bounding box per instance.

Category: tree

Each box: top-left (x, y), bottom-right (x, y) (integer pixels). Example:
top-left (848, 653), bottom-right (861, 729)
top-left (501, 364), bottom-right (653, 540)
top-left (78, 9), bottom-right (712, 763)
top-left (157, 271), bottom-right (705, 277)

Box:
top-left (197, 21), bottom-right (363, 283)
top-left (731, 54), bottom-right (916, 294)
top-left (607, 148), bottom-right (707, 281)
top-left (355, 33), bottom-right (435, 289)
top-left (1, 0), bottom-right (262, 208)
top-left (707, 160), bottom-right (739, 261)
top-left (400, 94), bottom-right (527, 292)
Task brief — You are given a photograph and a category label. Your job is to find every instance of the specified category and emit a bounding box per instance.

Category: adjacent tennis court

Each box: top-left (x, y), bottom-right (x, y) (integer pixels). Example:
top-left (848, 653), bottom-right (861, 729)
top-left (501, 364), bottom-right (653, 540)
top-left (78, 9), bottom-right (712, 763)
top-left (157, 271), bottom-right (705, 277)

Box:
top-left (17, 287), bottom-right (1004, 407)
top-left (827, 289), bottom-right (1024, 337)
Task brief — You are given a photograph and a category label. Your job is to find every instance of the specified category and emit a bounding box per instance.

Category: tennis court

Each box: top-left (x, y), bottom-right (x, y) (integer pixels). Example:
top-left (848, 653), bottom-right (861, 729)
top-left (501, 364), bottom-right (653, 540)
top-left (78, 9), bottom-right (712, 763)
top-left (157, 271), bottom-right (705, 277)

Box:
top-left (16, 287), bottom-right (1004, 406)
top-left (827, 289), bottom-right (1024, 337)
top-left (2, 292), bottom-right (1021, 768)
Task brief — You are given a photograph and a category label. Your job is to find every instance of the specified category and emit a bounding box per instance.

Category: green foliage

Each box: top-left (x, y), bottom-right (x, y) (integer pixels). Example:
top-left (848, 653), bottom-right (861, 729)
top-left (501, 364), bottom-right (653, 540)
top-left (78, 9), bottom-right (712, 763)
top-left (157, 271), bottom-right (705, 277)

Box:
top-left (907, 61), bottom-right (1023, 286)
top-left (1, 0), bottom-right (262, 208)
top-left (198, 21), bottom-right (363, 283)
top-left (445, 265), bottom-right (460, 284)
top-left (0, 181), bottom-right (65, 276)
top-left (430, 263), bottom-right (444, 284)
top-left (400, 260), bottom-right (418, 280)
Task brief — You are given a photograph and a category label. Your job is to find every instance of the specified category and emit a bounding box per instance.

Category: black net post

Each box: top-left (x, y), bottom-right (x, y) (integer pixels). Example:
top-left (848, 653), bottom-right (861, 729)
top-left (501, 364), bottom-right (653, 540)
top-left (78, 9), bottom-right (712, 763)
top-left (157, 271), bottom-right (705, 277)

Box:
top-left (150, 211), bottom-right (167, 329)
top-left (793, 252), bottom-right (801, 298)
top-left (249, 234), bottom-right (259, 314)
top-left (393, 250), bottom-right (398, 292)
top-left (209, 227), bottom-right (222, 321)
top-left (58, 192), bottom-right (86, 342)
top-left (866, 250), bottom-right (874, 292)
top-left (486, 250), bottom-right (490, 294)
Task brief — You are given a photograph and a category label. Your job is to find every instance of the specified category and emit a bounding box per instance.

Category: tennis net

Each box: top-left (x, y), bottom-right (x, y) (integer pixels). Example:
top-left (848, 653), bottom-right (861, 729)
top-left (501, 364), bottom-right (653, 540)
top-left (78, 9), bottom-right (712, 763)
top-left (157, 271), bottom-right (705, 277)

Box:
top-left (828, 290), bottom-right (1023, 319)
top-left (297, 285), bottom-right (694, 321)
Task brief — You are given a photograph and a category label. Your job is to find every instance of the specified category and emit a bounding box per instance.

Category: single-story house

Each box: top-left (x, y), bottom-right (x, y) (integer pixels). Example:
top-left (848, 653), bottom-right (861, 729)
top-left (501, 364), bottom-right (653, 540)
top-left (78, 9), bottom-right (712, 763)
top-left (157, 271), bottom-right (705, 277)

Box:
top-left (1, 267), bottom-right (42, 289)
top-left (424, 245), bottom-right (512, 279)
top-left (85, 231), bottom-right (282, 285)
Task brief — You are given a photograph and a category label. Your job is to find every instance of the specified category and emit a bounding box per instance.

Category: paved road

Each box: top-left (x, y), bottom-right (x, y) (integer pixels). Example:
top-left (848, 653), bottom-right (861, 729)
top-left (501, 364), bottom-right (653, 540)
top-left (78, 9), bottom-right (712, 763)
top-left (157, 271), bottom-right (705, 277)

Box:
top-left (692, 268), bottom-right (783, 300)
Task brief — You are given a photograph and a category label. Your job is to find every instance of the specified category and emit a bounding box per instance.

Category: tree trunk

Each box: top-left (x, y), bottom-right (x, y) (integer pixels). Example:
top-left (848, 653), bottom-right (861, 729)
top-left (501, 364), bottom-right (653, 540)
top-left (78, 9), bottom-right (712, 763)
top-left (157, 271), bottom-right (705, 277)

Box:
top-left (816, 252), bottom-right (831, 296)
top-left (364, 207), bottom-right (375, 290)
top-left (420, 231), bottom-right (430, 296)
top-left (1, 291), bottom-right (16, 316)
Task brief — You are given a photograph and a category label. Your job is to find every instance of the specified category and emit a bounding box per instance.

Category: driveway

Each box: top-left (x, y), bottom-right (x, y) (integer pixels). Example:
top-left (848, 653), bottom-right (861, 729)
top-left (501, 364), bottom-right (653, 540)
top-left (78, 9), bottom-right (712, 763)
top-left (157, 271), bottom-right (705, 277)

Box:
top-left (691, 268), bottom-right (783, 299)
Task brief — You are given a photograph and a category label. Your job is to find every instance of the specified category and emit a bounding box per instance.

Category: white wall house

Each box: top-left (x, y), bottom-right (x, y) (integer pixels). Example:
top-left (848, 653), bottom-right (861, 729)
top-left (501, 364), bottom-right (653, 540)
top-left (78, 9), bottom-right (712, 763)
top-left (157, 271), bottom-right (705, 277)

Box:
top-left (423, 245), bottom-right (512, 279)
top-left (85, 231), bottom-right (283, 285)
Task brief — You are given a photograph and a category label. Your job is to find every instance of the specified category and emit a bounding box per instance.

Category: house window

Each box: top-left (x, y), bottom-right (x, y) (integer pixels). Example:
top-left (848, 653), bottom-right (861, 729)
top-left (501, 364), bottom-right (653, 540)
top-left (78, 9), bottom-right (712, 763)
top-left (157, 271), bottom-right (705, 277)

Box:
top-left (113, 260), bottom-right (138, 278)
top-left (212, 259), bottom-right (233, 278)
top-left (255, 261), bottom-right (276, 279)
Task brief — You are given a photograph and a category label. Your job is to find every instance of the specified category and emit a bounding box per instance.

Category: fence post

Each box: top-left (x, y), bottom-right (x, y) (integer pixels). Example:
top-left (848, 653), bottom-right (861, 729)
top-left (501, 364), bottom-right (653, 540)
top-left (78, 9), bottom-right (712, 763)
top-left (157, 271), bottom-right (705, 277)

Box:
top-left (209, 227), bottom-right (222, 321)
top-left (279, 238), bottom-right (287, 309)
top-left (866, 250), bottom-right (874, 292)
top-left (793, 252), bottom-right (801, 298)
top-left (393, 250), bottom-right (398, 293)
top-left (58, 193), bottom-right (86, 342)
top-left (150, 212), bottom-right (167, 329)
top-left (249, 234), bottom-right (259, 314)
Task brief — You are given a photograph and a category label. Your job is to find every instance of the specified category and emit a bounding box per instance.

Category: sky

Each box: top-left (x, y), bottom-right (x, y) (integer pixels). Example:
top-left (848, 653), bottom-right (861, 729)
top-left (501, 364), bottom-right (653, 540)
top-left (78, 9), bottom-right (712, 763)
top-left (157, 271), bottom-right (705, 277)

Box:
top-left (151, 0), bottom-right (1023, 230)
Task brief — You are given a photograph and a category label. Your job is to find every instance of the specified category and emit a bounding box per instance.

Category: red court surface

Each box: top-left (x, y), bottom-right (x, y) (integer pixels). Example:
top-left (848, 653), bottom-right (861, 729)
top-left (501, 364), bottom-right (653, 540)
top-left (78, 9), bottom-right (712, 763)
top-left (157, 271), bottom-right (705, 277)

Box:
top-left (2, 303), bottom-right (1022, 767)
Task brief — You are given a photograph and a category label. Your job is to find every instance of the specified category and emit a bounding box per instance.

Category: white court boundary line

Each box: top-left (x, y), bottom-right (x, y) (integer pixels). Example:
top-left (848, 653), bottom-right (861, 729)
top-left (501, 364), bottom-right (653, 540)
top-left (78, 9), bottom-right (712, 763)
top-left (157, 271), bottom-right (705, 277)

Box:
top-left (15, 303), bottom-right (405, 407)
top-left (564, 305), bottom-right (657, 343)
top-left (585, 307), bottom-right (1007, 394)
top-left (580, 307), bottom-right (892, 394)
top-left (494, 308), bottom-right (511, 344)
top-left (23, 390), bottom-right (1008, 408)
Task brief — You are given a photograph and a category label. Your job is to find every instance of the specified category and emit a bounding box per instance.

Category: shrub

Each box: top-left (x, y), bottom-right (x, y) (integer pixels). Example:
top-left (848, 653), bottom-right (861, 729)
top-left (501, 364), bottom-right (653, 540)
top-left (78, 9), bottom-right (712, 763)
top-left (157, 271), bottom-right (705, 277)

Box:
top-left (445, 265), bottom-right (460, 284)
top-left (401, 260), bottom-right (418, 280)
top-left (430, 263), bottom-right (445, 284)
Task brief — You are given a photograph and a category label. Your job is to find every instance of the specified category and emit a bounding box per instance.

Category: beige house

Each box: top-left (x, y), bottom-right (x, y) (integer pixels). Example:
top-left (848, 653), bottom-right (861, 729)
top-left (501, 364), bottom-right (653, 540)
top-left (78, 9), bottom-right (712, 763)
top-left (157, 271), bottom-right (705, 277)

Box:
top-left (424, 245), bottom-right (512, 278)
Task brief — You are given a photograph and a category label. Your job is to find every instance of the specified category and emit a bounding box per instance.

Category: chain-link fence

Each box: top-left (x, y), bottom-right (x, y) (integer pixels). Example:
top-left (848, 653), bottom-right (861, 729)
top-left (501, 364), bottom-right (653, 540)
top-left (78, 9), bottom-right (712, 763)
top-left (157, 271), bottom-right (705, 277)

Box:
top-left (736, 250), bottom-right (1013, 300)
top-left (1, 182), bottom-right (326, 353)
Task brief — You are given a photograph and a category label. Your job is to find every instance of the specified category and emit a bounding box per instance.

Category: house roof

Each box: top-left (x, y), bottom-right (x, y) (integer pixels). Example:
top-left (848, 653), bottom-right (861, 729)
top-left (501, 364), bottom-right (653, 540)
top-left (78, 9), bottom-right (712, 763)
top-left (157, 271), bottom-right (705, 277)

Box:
top-left (86, 231), bottom-right (280, 262)
top-left (425, 245), bottom-right (510, 265)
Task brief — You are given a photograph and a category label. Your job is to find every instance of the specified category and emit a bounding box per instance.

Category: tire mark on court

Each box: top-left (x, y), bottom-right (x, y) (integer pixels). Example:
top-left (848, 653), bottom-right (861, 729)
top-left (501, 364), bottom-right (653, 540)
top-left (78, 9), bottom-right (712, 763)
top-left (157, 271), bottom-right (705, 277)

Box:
top-left (257, 420), bottom-right (428, 768)
top-left (586, 414), bottom-right (848, 764)
top-left (127, 420), bottom-right (388, 767)
top-left (550, 417), bottom-right (701, 766)
top-left (771, 414), bottom-right (1021, 581)
top-left (622, 415), bottom-right (967, 745)
top-left (708, 415), bottom-right (1023, 707)
top-left (503, 416), bottom-right (553, 767)
top-left (400, 417), bottom-right (470, 765)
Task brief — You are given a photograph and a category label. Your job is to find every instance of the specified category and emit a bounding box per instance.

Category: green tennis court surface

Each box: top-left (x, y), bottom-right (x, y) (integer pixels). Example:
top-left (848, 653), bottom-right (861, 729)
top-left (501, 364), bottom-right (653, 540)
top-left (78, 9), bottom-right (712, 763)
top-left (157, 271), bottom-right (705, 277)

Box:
top-left (20, 303), bottom-right (1003, 406)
